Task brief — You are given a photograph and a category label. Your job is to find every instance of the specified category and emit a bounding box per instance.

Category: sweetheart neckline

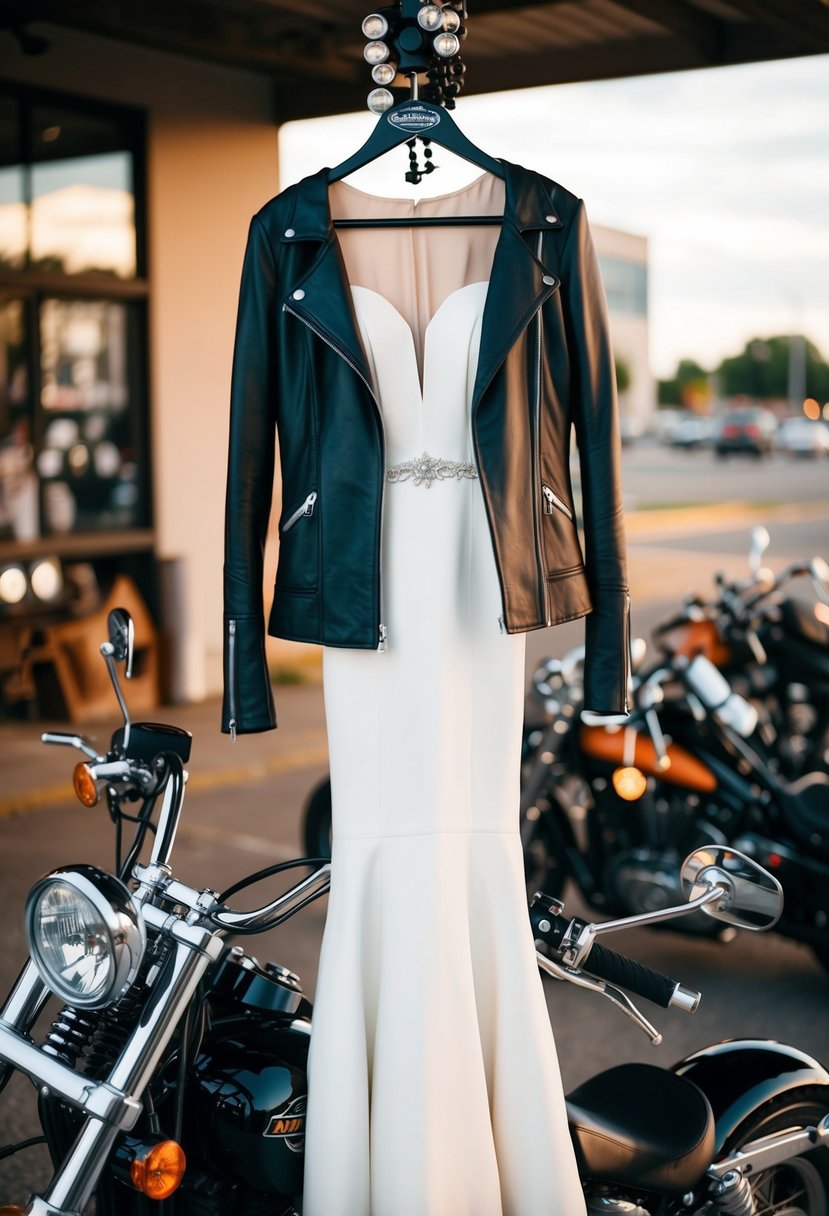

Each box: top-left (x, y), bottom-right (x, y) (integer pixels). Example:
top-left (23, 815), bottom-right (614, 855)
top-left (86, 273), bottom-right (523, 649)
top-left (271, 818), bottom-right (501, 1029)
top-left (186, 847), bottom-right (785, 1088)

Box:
top-left (350, 281), bottom-right (489, 400)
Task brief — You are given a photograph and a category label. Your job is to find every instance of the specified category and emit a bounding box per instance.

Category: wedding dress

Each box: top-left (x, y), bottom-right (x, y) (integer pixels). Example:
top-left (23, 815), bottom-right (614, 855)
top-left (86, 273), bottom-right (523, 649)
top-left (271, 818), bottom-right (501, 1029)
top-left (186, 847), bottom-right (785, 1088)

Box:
top-left (301, 174), bottom-right (585, 1216)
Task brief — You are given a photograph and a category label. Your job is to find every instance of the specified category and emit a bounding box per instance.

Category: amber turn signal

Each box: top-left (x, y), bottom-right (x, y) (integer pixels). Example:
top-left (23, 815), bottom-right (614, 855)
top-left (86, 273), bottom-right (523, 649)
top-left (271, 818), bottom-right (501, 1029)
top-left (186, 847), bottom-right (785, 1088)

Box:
top-left (0, 1205), bottom-right (29, 1215)
top-left (611, 765), bottom-right (648, 801)
top-left (73, 761), bottom-right (99, 807)
top-left (130, 1140), bottom-right (186, 1199)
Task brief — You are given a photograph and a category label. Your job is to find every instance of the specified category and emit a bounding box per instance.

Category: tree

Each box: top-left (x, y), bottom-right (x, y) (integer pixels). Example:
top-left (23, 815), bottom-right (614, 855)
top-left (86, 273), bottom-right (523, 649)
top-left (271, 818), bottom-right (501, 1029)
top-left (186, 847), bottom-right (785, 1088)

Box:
top-left (658, 338), bottom-right (829, 408)
top-left (658, 358), bottom-right (709, 409)
top-left (615, 355), bottom-right (631, 396)
top-left (717, 335), bottom-right (829, 402)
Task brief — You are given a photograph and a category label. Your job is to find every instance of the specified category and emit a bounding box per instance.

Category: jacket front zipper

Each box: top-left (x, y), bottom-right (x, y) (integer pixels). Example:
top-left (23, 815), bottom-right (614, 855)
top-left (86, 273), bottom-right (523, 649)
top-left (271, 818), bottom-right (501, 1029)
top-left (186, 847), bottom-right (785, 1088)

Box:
top-left (283, 302), bottom-right (387, 650)
top-left (227, 619), bottom-right (237, 741)
top-left (533, 232), bottom-right (552, 627)
top-left (541, 483), bottom-right (573, 520)
top-left (281, 490), bottom-right (317, 533)
top-left (532, 331), bottom-right (551, 627)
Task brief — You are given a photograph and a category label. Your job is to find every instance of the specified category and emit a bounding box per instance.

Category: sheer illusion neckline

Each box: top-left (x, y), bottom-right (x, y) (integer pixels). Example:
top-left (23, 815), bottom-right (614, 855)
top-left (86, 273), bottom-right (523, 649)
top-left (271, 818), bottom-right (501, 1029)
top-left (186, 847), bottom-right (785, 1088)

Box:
top-left (329, 171), bottom-right (499, 211)
top-left (351, 282), bottom-right (488, 400)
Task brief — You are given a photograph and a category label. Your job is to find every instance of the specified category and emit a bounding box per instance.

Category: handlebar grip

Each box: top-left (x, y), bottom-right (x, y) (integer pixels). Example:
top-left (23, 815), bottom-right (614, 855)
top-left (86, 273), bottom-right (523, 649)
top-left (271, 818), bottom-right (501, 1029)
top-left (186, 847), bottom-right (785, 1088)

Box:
top-left (583, 942), bottom-right (681, 1009)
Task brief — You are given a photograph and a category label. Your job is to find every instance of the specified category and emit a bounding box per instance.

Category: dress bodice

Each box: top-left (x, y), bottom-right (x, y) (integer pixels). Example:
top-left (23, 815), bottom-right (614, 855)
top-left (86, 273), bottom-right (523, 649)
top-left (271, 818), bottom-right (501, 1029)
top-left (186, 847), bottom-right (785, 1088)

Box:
top-left (350, 281), bottom-right (488, 467)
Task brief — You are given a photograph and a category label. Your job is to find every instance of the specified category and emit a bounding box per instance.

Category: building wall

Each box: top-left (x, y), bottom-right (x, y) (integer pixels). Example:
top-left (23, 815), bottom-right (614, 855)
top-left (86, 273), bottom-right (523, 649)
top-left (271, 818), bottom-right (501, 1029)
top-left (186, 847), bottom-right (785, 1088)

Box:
top-left (593, 224), bottom-right (656, 432)
top-left (4, 24), bottom-right (280, 699)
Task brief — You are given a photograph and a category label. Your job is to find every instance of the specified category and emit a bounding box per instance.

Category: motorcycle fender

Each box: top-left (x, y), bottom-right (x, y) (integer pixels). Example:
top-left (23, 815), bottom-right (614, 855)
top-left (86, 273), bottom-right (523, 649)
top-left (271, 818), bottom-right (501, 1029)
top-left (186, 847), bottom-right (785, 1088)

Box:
top-left (672, 1038), bottom-right (829, 1156)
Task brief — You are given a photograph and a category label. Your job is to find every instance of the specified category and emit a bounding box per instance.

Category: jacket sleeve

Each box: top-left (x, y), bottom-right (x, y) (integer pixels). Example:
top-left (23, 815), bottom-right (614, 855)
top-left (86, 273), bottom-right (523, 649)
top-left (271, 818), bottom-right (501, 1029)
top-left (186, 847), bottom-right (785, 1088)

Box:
top-left (221, 213), bottom-right (278, 736)
top-left (560, 198), bottom-right (631, 715)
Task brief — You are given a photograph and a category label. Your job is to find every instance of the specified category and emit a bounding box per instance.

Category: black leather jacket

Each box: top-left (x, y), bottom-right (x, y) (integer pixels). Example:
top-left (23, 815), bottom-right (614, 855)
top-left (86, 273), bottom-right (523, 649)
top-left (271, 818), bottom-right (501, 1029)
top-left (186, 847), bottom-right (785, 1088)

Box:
top-left (222, 160), bottom-right (630, 734)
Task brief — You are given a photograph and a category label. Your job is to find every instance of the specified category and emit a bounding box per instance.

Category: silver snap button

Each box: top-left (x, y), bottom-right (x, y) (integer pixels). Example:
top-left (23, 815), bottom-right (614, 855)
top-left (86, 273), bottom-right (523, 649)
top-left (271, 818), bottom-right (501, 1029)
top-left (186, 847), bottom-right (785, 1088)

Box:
top-left (292, 288), bottom-right (305, 300)
top-left (542, 274), bottom-right (556, 286)
top-left (284, 228), bottom-right (296, 238)
top-left (545, 214), bottom-right (558, 224)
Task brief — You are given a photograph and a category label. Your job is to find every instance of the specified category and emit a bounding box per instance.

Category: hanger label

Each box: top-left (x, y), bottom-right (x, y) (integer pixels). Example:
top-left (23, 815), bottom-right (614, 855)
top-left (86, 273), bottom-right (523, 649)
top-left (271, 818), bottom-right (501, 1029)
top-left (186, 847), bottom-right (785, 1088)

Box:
top-left (387, 103), bottom-right (441, 135)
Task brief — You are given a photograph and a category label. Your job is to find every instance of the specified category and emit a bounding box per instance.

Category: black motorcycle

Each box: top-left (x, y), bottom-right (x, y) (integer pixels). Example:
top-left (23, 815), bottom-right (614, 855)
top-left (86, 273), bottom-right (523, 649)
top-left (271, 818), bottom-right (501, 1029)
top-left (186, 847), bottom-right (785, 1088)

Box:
top-left (653, 526), bottom-right (829, 779)
top-left (2, 610), bottom-right (829, 1216)
top-left (520, 616), bottom-right (829, 974)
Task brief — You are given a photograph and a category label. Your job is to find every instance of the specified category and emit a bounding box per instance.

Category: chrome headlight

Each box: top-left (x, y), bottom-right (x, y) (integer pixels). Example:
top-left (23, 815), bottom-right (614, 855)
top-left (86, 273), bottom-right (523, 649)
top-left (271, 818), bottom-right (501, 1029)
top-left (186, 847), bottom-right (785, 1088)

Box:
top-left (24, 865), bottom-right (146, 1008)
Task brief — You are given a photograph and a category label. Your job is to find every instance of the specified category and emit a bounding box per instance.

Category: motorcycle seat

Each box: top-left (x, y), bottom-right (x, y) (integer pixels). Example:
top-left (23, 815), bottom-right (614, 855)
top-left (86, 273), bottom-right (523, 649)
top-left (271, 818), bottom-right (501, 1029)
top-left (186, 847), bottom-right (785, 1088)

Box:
top-left (780, 772), bottom-right (829, 854)
top-left (566, 1063), bottom-right (715, 1194)
top-left (779, 598), bottom-right (829, 652)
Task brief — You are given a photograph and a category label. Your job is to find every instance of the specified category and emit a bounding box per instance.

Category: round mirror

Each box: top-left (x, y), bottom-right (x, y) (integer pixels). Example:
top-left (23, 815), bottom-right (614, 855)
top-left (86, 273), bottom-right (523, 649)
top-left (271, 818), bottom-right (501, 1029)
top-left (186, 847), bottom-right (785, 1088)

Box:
top-left (680, 846), bottom-right (783, 931)
top-left (748, 525), bottom-right (770, 575)
top-left (107, 608), bottom-right (135, 678)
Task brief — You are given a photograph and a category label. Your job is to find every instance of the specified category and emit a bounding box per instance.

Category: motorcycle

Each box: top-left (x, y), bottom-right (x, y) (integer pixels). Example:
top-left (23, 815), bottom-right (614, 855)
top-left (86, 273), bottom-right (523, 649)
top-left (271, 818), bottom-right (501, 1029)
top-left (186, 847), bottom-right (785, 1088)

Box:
top-left (652, 527), bottom-right (829, 779)
top-left (521, 617), bottom-right (829, 966)
top-left (2, 610), bottom-right (829, 1216)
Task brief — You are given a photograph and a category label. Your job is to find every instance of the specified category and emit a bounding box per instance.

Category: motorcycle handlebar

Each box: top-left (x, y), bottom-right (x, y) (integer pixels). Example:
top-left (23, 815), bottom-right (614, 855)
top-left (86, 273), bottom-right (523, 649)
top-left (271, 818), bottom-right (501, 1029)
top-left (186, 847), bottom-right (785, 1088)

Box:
top-left (582, 941), bottom-right (699, 1012)
top-left (532, 903), bottom-right (700, 1013)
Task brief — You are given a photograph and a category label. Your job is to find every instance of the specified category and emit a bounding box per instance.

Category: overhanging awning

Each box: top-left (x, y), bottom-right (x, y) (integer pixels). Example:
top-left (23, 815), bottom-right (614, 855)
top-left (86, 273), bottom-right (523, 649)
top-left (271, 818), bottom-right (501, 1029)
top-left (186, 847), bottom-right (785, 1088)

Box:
top-left (7, 0), bottom-right (829, 119)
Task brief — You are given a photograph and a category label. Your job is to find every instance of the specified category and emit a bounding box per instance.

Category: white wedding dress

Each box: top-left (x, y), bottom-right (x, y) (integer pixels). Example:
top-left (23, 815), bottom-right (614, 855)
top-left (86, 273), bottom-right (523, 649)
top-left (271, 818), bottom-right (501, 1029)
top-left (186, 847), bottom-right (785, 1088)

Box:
top-left (301, 175), bottom-right (585, 1216)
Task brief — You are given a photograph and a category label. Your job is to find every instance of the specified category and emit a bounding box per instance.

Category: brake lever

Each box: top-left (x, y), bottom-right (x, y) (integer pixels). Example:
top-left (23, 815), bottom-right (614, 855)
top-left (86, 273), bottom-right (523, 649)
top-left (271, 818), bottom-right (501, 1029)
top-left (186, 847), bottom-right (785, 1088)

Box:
top-left (536, 951), bottom-right (662, 1044)
top-left (41, 731), bottom-right (101, 762)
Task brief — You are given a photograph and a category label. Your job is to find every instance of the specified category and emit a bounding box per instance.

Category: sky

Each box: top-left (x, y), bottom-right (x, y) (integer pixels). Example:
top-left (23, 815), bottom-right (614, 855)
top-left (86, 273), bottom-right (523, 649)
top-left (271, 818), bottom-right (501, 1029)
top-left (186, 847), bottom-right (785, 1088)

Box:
top-left (279, 53), bottom-right (829, 381)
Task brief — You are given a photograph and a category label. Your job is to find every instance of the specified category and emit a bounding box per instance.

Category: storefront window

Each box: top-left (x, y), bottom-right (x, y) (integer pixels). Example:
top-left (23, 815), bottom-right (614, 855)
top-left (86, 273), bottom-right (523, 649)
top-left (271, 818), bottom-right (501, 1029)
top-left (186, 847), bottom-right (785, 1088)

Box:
top-left (0, 85), bottom-right (147, 545)
top-left (0, 96), bottom-right (26, 271)
top-left (0, 297), bottom-right (35, 542)
top-left (37, 299), bottom-right (144, 534)
top-left (30, 104), bottom-right (136, 278)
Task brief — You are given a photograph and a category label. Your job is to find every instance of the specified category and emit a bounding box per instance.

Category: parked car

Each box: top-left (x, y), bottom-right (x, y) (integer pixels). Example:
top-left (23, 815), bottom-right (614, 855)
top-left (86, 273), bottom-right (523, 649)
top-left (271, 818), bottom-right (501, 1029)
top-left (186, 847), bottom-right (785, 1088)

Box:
top-left (778, 416), bottom-right (829, 457)
top-left (670, 414), bottom-right (715, 449)
top-left (714, 407), bottom-right (778, 458)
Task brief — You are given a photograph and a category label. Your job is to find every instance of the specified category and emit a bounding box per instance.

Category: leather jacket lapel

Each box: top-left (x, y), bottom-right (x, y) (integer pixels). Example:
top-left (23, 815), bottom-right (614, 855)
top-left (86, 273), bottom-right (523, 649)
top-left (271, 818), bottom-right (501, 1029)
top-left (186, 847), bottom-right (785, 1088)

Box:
top-left (472, 218), bottom-right (559, 411)
top-left (281, 162), bottom-right (561, 410)
top-left (282, 232), bottom-right (375, 395)
top-left (279, 167), bottom-right (375, 393)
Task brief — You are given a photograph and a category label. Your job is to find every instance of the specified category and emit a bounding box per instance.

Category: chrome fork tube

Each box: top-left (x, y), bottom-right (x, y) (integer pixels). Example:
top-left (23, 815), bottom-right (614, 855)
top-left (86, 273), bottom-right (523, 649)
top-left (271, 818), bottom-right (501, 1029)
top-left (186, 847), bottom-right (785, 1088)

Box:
top-left (0, 959), bottom-right (50, 1096)
top-left (36, 933), bottom-right (222, 1216)
top-left (1, 958), bottom-right (50, 1029)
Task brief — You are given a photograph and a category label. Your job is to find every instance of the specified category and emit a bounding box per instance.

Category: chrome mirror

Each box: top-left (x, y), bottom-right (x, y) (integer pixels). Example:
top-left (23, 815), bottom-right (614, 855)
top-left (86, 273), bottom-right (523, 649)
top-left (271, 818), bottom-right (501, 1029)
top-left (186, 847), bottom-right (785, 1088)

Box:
top-left (748, 525), bottom-right (770, 576)
top-left (106, 608), bottom-right (134, 679)
top-left (101, 608), bottom-right (134, 747)
top-left (680, 846), bottom-right (783, 931)
top-left (810, 557), bottom-right (829, 605)
top-left (630, 636), bottom-right (647, 674)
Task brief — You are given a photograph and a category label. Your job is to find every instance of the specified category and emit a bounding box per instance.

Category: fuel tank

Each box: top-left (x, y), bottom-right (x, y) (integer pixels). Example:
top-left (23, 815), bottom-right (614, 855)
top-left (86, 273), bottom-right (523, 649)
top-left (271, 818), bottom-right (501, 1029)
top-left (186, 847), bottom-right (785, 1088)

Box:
top-left (183, 949), bottom-right (312, 1197)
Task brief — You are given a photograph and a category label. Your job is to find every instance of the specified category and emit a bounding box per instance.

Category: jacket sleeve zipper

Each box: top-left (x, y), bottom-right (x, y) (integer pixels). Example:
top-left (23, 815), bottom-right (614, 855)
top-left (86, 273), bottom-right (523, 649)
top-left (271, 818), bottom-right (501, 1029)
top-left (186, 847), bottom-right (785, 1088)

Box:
top-left (624, 591), bottom-right (632, 714)
top-left (541, 482), bottom-right (573, 520)
top-left (283, 302), bottom-right (387, 651)
top-left (227, 618), bottom-right (237, 741)
top-left (281, 490), bottom-right (318, 533)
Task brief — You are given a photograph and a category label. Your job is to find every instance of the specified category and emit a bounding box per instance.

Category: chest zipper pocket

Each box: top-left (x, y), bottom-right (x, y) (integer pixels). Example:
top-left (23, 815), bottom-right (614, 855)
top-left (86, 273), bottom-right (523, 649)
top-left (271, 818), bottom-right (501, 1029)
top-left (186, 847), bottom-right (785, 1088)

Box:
top-left (541, 482), bottom-right (573, 521)
top-left (281, 491), bottom-right (318, 534)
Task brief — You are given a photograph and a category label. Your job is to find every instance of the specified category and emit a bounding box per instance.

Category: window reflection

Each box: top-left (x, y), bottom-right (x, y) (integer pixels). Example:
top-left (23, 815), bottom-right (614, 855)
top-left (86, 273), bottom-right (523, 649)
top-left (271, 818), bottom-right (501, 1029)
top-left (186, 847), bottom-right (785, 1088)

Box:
top-left (0, 95), bottom-right (26, 270)
top-left (0, 298), bottom-right (36, 541)
top-left (30, 105), bottom-right (136, 278)
top-left (600, 256), bottom-right (648, 317)
top-left (38, 299), bottom-right (143, 534)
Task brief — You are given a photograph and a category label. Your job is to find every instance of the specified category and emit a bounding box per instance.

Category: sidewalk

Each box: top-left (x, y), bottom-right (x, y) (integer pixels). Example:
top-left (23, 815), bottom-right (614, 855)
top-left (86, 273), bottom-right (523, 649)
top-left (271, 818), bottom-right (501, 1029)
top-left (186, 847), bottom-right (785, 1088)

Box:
top-left (1, 683), bottom-right (328, 822)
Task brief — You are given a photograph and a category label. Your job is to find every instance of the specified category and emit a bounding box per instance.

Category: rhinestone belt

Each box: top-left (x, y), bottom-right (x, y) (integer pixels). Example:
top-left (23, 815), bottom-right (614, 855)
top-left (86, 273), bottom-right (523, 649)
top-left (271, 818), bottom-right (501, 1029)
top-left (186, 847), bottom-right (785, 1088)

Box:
top-left (385, 452), bottom-right (479, 489)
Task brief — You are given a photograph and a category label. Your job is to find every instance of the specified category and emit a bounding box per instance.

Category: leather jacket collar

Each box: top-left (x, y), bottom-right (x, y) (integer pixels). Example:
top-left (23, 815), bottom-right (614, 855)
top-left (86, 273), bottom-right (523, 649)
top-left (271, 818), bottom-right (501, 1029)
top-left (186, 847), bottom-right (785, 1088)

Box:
top-left (277, 161), bottom-right (565, 415)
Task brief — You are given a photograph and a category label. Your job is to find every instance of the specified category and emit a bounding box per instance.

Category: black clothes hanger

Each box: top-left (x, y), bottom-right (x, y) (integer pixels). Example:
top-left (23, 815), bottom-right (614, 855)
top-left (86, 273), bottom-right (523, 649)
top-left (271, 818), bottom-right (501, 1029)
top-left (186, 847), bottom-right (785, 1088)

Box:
top-left (327, 96), bottom-right (504, 229)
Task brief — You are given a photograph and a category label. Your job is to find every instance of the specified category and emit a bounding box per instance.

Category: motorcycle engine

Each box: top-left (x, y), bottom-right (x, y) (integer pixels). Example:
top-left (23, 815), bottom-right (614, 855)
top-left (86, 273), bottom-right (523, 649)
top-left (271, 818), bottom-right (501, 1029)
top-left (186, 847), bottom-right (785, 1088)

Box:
top-left (180, 947), bottom-right (312, 1198)
top-left (605, 836), bottom-right (726, 937)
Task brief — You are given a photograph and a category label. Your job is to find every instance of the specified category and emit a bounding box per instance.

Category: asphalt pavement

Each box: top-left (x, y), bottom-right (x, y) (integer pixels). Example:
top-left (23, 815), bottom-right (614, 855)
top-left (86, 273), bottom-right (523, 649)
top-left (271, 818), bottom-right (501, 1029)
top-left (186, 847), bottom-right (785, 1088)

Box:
top-left (1, 444), bottom-right (828, 1206)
